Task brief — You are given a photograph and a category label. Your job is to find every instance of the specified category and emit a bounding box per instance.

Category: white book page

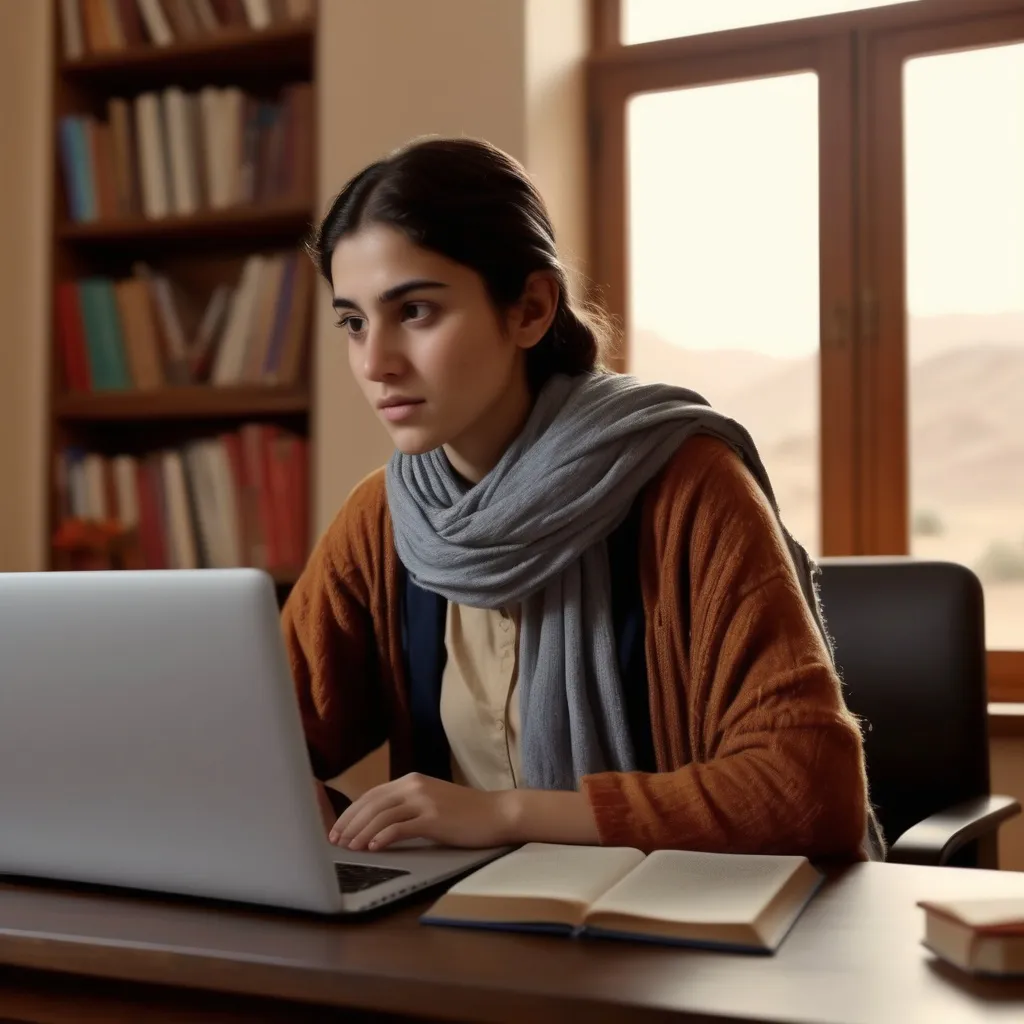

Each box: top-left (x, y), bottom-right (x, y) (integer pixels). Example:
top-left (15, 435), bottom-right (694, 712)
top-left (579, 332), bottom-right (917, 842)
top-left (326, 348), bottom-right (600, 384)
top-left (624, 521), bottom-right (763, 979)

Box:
top-left (588, 850), bottom-right (807, 925)
top-left (445, 843), bottom-right (645, 907)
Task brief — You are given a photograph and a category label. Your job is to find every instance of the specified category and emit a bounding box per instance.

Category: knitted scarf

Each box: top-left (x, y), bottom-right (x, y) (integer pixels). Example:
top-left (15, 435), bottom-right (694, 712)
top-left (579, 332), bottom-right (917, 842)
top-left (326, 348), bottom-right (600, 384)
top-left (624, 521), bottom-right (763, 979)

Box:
top-left (385, 372), bottom-right (827, 790)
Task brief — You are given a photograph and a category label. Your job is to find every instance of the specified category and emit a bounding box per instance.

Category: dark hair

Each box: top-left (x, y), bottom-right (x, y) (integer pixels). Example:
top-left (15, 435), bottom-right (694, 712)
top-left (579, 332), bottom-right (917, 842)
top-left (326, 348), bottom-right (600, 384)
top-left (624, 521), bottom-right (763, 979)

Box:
top-left (307, 137), bottom-right (612, 392)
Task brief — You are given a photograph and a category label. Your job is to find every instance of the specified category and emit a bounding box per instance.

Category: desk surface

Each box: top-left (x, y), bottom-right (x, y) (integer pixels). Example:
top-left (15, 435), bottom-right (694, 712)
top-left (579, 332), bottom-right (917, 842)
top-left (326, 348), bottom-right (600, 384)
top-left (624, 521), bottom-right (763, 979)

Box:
top-left (2, 860), bottom-right (1024, 1023)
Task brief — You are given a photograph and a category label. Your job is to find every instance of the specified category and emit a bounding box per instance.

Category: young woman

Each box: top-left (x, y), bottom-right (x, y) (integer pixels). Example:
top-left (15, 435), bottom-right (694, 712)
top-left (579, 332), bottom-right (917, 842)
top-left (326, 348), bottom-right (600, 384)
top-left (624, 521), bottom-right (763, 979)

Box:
top-left (284, 137), bottom-right (881, 860)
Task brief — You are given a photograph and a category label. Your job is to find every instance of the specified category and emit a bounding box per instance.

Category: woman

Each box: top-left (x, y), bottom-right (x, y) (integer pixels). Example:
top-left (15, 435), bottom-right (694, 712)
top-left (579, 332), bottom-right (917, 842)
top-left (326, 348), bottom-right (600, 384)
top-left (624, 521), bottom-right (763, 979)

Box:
top-left (285, 136), bottom-right (881, 860)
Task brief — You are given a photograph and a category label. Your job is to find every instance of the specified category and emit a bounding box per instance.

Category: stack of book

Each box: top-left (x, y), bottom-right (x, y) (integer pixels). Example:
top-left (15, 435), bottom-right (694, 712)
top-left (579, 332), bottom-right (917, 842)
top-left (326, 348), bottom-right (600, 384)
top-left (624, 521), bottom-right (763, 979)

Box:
top-left (59, 0), bottom-right (314, 59)
top-left (59, 83), bottom-right (313, 222)
top-left (57, 425), bottom-right (309, 574)
top-left (56, 252), bottom-right (313, 391)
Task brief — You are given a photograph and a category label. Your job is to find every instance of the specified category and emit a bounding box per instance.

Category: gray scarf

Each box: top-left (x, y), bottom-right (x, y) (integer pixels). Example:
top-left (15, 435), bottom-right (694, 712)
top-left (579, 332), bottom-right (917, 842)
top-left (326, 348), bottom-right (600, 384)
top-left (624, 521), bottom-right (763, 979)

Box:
top-left (386, 371), bottom-right (828, 791)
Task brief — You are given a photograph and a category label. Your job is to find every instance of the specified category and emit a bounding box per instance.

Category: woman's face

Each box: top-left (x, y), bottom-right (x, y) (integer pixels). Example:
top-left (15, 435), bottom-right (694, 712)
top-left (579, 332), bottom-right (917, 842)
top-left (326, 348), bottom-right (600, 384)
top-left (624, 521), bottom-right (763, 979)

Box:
top-left (330, 224), bottom-right (553, 480)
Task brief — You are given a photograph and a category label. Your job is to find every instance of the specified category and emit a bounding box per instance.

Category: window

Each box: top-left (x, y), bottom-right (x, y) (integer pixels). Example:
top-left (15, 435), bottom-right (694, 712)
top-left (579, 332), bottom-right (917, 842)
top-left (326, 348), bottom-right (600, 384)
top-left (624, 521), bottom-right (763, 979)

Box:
top-left (903, 43), bottom-right (1024, 651)
top-left (590, 0), bottom-right (1024, 696)
top-left (626, 74), bottom-right (822, 551)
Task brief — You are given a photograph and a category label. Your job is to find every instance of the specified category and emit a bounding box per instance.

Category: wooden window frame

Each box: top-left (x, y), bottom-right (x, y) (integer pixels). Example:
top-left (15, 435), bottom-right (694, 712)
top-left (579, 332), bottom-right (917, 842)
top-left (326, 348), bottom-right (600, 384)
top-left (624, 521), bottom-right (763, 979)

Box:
top-left (588, 0), bottom-right (1024, 700)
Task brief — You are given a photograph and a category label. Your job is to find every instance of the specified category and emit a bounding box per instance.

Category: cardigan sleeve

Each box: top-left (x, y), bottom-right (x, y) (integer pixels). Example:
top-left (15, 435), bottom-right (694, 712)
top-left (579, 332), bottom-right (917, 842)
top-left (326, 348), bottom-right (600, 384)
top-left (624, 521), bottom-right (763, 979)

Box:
top-left (581, 438), bottom-right (871, 860)
top-left (280, 473), bottom-right (390, 782)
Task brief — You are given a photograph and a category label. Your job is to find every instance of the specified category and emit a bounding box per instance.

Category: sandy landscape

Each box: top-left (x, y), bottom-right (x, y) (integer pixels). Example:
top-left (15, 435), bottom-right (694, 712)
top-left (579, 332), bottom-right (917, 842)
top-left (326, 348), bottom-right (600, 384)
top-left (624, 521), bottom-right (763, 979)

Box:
top-left (630, 313), bottom-right (1024, 650)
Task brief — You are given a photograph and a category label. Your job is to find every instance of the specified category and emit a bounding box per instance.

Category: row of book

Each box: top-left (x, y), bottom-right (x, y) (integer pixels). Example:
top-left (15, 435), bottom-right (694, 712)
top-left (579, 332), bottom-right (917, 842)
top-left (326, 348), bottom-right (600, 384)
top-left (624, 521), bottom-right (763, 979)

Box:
top-left (60, 0), bottom-right (314, 59)
top-left (56, 425), bottom-right (309, 573)
top-left (59, 83), bottom-right (312, 223)
top-left (57, 252), bottom-right (313, 392)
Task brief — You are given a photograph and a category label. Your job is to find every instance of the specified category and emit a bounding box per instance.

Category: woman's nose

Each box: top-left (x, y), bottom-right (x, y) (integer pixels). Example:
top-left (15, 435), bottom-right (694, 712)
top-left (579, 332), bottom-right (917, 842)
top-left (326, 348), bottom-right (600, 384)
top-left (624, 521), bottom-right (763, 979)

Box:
top-left (362, 327), bottom-right (404, 382)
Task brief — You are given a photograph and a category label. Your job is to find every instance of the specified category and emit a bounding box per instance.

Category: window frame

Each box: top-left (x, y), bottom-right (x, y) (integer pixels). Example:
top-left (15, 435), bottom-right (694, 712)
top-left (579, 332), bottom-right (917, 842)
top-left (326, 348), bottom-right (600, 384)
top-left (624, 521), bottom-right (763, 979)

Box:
top-left (588, 0), bottom-right (1024, 699)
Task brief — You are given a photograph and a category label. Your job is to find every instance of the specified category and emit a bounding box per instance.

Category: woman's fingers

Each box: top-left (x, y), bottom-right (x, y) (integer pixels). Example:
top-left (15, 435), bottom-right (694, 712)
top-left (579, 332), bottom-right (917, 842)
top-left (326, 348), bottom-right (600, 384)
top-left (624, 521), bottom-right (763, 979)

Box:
top-left (330, 784), bottom-right (405, 846)
top-left (345, 804), bottom-right (419, 851)
top-left (365, 818), bottom-right (424, 851)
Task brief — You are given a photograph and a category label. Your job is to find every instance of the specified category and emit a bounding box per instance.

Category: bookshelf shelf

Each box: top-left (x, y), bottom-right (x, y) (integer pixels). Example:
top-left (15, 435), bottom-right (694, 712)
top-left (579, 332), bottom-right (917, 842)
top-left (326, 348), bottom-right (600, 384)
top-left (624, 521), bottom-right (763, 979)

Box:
top-left (59, 21), bottom-right (314, 83)
top-left (55, 386), bottom-right (310, 422)
top-left (58, 203), bottom-right (315, 246)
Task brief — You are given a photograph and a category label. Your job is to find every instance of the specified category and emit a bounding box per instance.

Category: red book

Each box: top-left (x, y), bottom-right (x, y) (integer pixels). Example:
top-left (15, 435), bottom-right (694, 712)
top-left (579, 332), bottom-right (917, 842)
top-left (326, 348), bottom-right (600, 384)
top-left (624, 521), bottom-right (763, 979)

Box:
top-left (291, 434), bottom-right (309, 566)
top-left (135, 457), bottom-right (168, 569)
top-left (261, 425), bottom-right (293, 570)
top-left (221, 431), bottom-right (257, 567)
top-left (241, 424), bottom-right (274, 569)
top-left (55, 281), bottom-right (92, 392)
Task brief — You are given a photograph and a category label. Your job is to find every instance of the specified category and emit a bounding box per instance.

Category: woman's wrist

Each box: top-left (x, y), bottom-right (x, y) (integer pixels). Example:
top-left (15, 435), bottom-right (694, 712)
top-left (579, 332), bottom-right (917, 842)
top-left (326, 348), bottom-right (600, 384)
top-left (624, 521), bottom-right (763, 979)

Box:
top-left (497, 788), bottom-right (601, 846)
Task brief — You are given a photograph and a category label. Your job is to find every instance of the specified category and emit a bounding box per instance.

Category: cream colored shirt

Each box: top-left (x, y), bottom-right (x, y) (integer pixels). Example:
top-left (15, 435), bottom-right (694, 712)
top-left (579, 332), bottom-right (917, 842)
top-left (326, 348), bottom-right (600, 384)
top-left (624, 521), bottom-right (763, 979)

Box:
top-left (439, 602), bottom-right (521, 790)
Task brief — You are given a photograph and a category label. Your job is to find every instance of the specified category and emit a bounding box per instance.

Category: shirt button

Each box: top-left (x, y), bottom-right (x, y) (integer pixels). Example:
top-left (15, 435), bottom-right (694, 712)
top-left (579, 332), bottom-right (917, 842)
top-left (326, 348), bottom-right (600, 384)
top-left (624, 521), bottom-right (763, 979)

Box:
top-left (496, 720), bottom-right (505, 732)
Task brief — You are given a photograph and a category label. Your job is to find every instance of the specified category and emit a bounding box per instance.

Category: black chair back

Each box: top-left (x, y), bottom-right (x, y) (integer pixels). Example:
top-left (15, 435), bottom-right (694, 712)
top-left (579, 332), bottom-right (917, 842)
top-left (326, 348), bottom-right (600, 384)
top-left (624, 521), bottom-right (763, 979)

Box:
top-left (816, 558), bottom-right (992, 862)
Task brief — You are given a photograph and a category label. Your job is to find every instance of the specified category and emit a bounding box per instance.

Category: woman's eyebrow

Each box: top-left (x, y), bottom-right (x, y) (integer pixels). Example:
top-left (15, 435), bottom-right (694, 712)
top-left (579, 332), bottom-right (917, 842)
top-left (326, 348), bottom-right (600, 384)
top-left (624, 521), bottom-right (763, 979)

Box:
top-left (332, 279), bottom-right (448, 312)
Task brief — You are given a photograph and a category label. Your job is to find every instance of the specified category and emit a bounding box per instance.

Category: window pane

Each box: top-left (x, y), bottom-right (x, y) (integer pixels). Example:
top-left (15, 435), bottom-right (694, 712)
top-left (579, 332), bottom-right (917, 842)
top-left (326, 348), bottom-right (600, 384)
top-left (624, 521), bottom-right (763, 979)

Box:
top-left (626, 74), bottom-right (820, 554)
top-left (623, 0), bottom-right (917, 44)
top-left (904, 44), bottom-right (1024, 651)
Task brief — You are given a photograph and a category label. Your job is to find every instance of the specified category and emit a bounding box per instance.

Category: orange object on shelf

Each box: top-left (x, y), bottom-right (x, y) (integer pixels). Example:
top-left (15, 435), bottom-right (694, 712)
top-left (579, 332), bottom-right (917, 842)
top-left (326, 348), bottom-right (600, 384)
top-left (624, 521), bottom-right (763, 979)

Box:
top-left (52, 518), bottom-right (144, 571)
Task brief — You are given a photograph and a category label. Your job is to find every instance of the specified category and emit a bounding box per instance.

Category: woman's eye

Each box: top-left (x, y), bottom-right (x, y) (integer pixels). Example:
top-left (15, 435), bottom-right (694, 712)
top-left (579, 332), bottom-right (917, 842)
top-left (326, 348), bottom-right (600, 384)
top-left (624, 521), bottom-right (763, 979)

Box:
top-left (402, 301), bottom-right (433, 323)
top-left (337, 315), bottom-right (367, 338)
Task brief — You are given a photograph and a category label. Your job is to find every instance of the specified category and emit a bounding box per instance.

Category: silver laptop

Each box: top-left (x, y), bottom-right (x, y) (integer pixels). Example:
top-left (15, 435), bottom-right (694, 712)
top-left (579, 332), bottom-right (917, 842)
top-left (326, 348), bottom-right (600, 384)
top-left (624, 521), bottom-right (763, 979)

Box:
top-left (0, 569), bottom-right (507, 914)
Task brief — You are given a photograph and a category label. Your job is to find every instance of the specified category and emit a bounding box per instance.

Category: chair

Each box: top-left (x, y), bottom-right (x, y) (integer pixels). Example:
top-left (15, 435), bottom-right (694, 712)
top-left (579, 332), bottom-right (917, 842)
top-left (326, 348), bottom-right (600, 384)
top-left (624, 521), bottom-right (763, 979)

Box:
top-left (815, 557), bottom-right (1020, 868)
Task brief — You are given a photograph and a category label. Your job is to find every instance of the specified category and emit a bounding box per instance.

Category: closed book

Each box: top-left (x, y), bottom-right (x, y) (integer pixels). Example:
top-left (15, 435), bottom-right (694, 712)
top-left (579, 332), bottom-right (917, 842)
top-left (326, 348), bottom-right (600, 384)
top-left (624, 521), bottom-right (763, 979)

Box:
top-left (137, 0), bottom-right (175, 45)
top-left (240, 0), bottom-right (272, 29)
top-left (920, 898), bottom-right (1024, 977)
top-left (116, 0), bottom-right (147, 46)
top-left (59, 0), bottom-right (85, 59)
top-left (423, 843), bottom-right (823, 953)
top-left (135, 92), bottom-right (171, 219)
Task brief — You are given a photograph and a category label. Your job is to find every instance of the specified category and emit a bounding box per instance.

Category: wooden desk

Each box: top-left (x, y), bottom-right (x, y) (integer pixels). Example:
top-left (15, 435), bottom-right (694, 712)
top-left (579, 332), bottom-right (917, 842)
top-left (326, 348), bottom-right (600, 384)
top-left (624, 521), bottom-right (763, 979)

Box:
top-left (1, 861), bottom-right (1024, 1023)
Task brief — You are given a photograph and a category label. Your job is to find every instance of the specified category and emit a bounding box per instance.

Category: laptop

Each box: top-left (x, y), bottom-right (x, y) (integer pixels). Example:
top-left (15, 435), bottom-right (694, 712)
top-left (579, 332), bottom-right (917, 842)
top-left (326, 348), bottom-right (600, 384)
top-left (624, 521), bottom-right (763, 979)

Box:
top-left (0, 568), bottom-right (508, 915)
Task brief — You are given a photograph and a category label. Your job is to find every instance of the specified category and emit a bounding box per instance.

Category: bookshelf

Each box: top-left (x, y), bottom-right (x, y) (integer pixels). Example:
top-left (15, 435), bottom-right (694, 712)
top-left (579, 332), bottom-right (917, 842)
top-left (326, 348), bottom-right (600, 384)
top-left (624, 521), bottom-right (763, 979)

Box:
top-left (49, 0), bottom-right (318, 605)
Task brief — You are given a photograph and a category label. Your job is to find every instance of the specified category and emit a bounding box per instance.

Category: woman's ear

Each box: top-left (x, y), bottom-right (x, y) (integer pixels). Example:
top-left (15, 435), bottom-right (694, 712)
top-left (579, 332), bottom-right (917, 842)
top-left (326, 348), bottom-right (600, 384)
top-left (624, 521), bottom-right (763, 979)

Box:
top-left (508, 271), bottom-right (560, 351)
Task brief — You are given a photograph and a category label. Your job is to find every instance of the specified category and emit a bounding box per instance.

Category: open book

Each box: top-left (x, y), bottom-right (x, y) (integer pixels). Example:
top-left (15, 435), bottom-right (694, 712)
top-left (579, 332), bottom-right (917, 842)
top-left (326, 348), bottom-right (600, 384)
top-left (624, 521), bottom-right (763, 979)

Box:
top-left (422, 843), bottom-right (823, 952)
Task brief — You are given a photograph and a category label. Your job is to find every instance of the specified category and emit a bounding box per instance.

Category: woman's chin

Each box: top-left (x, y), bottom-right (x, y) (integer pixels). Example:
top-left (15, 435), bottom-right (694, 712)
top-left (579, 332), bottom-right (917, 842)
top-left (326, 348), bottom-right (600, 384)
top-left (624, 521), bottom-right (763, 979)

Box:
top-left (388, 426), bottom-right (443, 456)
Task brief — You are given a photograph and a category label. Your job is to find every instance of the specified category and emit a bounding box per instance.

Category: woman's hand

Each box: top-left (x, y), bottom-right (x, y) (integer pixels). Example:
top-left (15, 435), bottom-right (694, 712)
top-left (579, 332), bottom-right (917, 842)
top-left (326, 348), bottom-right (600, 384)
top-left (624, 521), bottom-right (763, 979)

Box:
top-left (328, 773), bottom-right (601, 851)
top-left (329, 773), bottom-right (516, 850)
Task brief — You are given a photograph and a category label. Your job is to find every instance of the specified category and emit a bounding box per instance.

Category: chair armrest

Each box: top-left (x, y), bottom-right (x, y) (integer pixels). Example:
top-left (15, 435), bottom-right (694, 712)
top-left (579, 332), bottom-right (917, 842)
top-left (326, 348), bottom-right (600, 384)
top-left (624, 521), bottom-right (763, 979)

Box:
top-left (888, 794), bottom-right (1021, 866)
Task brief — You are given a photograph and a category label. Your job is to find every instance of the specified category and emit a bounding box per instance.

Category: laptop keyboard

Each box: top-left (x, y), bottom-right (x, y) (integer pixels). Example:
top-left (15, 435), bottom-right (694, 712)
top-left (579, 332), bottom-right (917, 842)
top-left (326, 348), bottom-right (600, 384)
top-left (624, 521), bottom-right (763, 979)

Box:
top-left (334, 861), bottom-right (411, 894)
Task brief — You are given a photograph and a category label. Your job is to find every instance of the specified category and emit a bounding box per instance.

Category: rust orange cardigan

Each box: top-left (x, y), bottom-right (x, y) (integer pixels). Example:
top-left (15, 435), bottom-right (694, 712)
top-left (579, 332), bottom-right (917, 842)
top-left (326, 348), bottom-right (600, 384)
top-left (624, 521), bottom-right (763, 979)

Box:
top-left (282, 436), bottom-right (874, 860)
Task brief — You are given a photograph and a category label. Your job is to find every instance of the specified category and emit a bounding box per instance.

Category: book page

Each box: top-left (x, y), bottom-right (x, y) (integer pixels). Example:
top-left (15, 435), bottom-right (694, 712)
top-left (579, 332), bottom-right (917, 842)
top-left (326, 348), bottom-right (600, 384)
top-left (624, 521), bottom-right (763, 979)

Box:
top-left (444, 843), bottom-right (645, 906)
top-left (587, 850), bottom-right (808, 925)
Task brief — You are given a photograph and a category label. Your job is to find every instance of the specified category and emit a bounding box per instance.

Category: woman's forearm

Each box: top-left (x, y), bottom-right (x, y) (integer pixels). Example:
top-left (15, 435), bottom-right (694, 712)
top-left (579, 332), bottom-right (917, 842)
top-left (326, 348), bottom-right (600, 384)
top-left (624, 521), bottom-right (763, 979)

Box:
top-left (499, 788), bottom-right (601, 846)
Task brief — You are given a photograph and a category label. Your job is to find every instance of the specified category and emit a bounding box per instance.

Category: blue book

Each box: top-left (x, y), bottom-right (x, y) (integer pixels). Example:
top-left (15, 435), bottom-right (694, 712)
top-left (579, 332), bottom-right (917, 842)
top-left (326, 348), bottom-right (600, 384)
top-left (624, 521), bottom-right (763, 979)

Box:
top-left (58, 117), bottom-right (85, 222)
top-left (421, 843), bottom-right (823, 953)
top-left (68, 117), bottom-right (97, 222)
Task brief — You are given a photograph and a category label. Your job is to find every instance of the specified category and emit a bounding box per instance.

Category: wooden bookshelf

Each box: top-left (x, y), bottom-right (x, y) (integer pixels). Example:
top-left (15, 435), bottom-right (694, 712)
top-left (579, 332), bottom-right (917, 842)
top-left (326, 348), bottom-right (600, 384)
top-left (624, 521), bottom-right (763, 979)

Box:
top-left (60, 20), bottom-right (315, 82)
top-left (58, 201), bottom-right (314, 245)
top-left (55, 385), bottom-right (310, 422)
top-left (48, 1), bottom-right (319, 604)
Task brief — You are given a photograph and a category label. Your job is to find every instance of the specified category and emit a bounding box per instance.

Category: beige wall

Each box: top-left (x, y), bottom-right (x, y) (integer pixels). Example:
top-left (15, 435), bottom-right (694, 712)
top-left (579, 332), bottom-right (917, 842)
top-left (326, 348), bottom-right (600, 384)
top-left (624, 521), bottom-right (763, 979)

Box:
top-left (525, 0), bottom-right (590, 301)
top-left (0, 0), bottom-right (51, 574)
